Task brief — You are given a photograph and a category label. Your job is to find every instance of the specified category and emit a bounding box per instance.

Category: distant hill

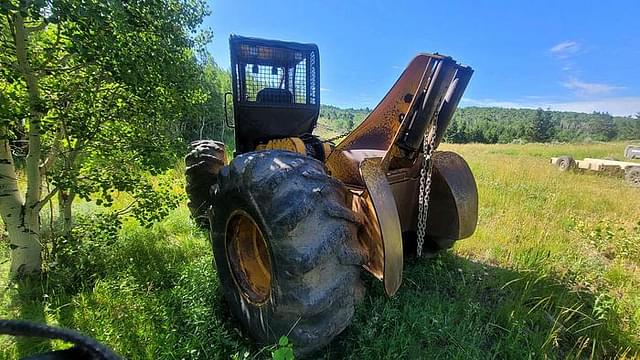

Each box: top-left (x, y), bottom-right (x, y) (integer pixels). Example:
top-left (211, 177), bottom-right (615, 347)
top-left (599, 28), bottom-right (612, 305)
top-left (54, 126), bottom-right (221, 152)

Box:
top-left (315, 105), bottom-right (640, 143)
top-left (315, 105), bottom-right (370, 140)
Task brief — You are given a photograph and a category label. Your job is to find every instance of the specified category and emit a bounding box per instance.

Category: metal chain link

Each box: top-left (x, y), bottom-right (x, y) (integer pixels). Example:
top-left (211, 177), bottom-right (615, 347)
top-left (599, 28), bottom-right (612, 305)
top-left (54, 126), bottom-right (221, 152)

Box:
top-left (322, 130), bottom-right (352, 144)
top-left (416, 119), bottom-right (438, 257)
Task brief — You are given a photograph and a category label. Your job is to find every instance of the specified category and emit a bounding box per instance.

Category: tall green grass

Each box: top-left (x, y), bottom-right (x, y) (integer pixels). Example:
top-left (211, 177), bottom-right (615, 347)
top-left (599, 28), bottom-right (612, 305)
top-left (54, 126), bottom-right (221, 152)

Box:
top-left (1, 142), bottom-right (639, 359)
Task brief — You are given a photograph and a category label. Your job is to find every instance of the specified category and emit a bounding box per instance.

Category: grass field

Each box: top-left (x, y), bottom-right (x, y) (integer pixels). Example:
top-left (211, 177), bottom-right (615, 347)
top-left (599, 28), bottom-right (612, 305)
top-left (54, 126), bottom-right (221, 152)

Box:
top-left (1, 142), bottom-right (639, 359)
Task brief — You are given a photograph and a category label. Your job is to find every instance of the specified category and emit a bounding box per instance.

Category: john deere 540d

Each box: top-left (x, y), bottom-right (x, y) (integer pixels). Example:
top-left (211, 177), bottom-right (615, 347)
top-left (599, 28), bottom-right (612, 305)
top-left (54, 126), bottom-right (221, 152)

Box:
top-left (185, 35), bottom-right (478, 355)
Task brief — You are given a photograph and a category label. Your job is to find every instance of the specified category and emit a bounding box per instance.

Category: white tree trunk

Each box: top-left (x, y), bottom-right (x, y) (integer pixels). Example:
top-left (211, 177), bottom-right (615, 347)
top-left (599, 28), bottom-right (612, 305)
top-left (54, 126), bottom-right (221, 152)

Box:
top-left (0, 140), bottom-right (41, 275)
top-left (2, 10), bottom-right (45, 275)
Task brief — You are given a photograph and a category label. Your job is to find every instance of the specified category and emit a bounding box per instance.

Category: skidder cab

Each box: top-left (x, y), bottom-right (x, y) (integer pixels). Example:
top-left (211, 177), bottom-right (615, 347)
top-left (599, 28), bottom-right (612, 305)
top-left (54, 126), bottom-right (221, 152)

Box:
top-left (229, 36), bottom-right (321, 155)
top-left (185, 34), bottom-right (478, 356)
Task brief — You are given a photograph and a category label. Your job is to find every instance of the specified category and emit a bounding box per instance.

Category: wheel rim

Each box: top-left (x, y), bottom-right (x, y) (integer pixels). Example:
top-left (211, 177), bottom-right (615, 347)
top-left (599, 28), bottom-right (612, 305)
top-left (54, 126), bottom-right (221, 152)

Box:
top-left (225, 210), bottom-right (272, 304)
top-left (630, 171), bottom-right (640, 186)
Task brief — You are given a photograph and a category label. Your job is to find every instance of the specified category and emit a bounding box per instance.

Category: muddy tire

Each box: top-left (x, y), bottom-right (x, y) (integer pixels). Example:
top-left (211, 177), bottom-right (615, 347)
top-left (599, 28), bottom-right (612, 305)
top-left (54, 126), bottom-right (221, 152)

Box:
top-left (210, 150), bottom-right (364, 356)
top-left (556, 155), bottom-right (575, 171)
top-left (626, 167), bottom-right (640, 187)
top-left (185, 140), bottom-right (226, 228)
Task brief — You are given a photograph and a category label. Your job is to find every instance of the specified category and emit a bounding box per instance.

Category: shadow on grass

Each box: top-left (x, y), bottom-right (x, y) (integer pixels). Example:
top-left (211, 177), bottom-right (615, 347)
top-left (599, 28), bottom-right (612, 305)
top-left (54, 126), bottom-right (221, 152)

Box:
top-left (16, 221), bottom-right (255, 359)
top-left (6, 226), bottom-right (638, 359)
top-left (325, 251), bottom-right (638, 359)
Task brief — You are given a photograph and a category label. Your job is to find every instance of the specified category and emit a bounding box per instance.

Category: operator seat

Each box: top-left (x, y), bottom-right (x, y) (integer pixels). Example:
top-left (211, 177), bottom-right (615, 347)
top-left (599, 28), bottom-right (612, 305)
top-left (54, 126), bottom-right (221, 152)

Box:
top-left (256, 88), bottom-right (293, 104)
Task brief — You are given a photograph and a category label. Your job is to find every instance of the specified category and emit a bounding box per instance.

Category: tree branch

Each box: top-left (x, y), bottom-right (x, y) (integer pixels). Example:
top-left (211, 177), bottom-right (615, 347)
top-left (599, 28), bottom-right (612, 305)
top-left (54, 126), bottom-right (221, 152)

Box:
top-left (35, 187), bottom-right (59, 211)
top-left (114, 199), bottom-right (138, 216)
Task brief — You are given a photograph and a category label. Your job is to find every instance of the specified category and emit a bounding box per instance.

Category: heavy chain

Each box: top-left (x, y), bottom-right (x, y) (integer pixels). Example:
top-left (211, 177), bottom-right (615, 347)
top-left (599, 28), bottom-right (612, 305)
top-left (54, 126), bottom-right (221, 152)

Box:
top-left (322, 130), bottom-right (352, 144)
top-left (416, 119), bottom-right (438, 257)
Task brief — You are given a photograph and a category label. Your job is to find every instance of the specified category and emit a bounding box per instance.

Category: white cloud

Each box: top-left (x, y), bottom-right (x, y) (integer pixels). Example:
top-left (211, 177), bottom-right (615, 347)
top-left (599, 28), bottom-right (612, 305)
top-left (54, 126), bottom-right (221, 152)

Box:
top-left (461, 97), bottom-right (640, 116)
top-left (320, 87), bottom-right (331, 92)
top-left (549, 98), bottom-right (640, 116)
top-left (562, 78), bottom-right (625, 96)
top-left (550, 41), bottom-right (580, 58)
top-left (462, 98), bottom-right (532, 109)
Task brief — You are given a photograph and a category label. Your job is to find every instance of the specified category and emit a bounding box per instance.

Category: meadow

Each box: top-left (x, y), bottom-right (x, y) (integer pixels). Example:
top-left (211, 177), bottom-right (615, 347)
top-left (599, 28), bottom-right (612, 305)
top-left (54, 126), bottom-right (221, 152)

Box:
top-left (1, 141), bottom-right (639, 359)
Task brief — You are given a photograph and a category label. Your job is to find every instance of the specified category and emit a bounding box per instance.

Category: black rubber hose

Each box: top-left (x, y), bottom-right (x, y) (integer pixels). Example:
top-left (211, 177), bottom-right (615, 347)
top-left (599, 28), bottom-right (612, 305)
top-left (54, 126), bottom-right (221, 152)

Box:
top-left (0, 319), bottom-right (121, 360)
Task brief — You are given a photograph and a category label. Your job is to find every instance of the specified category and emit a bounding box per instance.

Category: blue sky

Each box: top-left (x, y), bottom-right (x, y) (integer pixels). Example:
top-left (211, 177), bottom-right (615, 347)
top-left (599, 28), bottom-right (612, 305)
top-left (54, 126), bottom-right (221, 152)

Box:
top-left (204, 0), bottom-right (640, 116)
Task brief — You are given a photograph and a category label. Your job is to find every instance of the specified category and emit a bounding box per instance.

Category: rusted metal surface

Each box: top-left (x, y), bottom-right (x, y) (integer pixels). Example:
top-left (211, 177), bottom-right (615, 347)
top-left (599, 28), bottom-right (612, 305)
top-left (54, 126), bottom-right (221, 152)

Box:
top-left (326, 53), bottom-right (473, 184)
top-left (330, 149), bottom-right (386, 188)
top-left (349, 151), bottom-right (479, 288)
top-left (433, 66), bottom-right (474, 148)
top-left (350, 190), bottom-right (384, 281)
top-left (386, 57), bottom-right (456, 164)
top-left (324, 54), bottom-right (476, 292)
top-left (425, 151), bottom-right (478, 240)
top-left (382, 58), bottom-right (472, 171)
top-left (358, 157), bottom-right (403, 296)
top-left (383, 151), bottom-right (477, 240)
top-left (387, 172), bottom-right (421, 233)
top-left (326, 55), bottom-right (434, 184)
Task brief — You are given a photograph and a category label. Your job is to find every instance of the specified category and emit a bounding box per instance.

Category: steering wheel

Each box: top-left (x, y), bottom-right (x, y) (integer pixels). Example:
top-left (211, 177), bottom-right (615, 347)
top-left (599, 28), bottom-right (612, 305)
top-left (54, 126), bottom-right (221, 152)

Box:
top-left (0, 320), bottom-right (121, 360)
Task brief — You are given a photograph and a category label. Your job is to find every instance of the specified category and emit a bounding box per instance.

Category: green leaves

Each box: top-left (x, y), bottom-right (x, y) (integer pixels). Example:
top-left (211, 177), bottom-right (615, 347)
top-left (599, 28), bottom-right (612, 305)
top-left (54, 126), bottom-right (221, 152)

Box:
top-left (130, 177), bottom-right (183, 227)
top-left (2, 0), bottom-right (221, 264)
top-left (278, 336), bottom-right (289, 347)
top-left (0, 2), bottom-right (19, 16)
top-left (272, 336), bottom-right (295, 360)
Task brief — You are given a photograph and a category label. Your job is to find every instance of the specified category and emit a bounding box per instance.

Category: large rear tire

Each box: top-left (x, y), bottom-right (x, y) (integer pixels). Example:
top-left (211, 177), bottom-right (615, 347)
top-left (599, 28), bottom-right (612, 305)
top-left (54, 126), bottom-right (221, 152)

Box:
top-left (185, 140), bottom-right (226, 228)
top-left (210, 150), bottom-right (365, 356)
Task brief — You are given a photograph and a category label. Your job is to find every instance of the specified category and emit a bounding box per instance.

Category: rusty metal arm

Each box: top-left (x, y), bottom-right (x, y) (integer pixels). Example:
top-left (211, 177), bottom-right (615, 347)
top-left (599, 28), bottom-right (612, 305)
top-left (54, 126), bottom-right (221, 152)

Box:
top-left (382, 57), bottom-right (468, 170)
top-left (433, 66), bottom-right (473, 148)
top-left (359, 158), bottom-right (403, 296)
top-left (325, 54), bottom-right (475, 297)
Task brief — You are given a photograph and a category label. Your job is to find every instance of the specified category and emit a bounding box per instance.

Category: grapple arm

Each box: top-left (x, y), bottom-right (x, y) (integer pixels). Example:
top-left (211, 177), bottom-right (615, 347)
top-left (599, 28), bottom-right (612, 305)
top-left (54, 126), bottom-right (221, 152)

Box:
top-left (325, 54), bottom-right (477, 296)
top-left (383, 55), bottom-right (473, 169)
top-left (326, 54), bottom-right (472, 178)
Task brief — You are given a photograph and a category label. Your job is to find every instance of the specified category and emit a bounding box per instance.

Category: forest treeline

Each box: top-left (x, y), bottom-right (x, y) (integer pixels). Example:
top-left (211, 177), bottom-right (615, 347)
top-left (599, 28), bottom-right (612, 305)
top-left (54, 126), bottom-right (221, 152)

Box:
top-left (447, 107), bottom-right (639, 143)
top-left (319, 105), bottom-right (370, 134)
top-left (318, 105), bottom-right (640, 143)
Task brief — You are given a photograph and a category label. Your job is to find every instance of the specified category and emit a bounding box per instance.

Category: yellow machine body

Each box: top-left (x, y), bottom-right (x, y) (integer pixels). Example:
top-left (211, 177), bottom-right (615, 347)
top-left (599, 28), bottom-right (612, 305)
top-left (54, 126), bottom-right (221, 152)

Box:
top-left (255, 54), bottom-right (478, 296)
top-left (326, 54), bottom-right (477, 296)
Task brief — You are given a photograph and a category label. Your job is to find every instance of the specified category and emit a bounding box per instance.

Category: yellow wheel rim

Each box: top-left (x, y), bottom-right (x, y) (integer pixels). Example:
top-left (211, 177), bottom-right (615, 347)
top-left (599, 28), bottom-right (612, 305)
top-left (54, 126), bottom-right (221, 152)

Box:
top-left (225, 210), bottom-right (272, 304)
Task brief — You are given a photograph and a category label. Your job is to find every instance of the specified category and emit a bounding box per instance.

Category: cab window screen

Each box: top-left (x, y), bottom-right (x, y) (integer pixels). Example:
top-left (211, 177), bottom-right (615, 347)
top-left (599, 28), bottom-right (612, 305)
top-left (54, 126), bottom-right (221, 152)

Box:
top-left (235, 44), bottom-right (316, 105)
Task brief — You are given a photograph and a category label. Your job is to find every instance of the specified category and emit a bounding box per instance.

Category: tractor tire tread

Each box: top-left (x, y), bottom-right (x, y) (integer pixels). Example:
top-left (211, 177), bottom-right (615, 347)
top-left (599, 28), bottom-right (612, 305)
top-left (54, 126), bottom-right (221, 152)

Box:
top-left (211, 150), bottom-right (363, 356)
top-left (185, 140), bottom-right (225, 229)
